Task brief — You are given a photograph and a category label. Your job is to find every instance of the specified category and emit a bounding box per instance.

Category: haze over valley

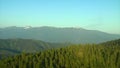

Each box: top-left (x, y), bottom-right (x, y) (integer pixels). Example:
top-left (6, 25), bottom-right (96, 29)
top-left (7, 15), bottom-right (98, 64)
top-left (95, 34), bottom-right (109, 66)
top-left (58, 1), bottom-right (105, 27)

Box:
top-left (0, 0), bottom-right (120, 68)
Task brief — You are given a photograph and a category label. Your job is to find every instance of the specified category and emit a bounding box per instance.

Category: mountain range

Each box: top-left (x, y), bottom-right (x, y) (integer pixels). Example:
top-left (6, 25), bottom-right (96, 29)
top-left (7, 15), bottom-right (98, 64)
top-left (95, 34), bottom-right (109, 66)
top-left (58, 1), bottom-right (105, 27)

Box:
top-left (0, 26), bottom-right (120, 43)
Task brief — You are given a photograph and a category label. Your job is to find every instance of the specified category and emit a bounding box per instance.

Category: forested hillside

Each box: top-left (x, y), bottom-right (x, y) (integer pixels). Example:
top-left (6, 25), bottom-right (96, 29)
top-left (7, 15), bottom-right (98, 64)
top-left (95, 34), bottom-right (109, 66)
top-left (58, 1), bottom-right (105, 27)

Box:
top-left (0, 44), bottom-right (120, 68)
top-left (101, 39), bottom-right (120, 46)
top-left (1, 0), bottom-right (120, 68)
top-left (0, 39), bottom-right (69, 59)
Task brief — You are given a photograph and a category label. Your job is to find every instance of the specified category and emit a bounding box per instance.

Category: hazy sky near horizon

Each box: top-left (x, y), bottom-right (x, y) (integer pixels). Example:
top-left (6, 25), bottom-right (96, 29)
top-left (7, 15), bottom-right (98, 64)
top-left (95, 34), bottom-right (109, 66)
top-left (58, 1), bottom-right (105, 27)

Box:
top-left (0, 0), bottom-right (120, 34)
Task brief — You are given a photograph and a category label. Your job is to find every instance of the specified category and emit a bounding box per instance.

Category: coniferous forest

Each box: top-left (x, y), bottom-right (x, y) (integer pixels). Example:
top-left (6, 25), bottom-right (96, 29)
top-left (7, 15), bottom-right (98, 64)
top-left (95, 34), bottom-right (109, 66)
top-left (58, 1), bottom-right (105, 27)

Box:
top-left (1, 0), bottom-right (120, 68)
top-left (0, 39), bottom-right (120, 68)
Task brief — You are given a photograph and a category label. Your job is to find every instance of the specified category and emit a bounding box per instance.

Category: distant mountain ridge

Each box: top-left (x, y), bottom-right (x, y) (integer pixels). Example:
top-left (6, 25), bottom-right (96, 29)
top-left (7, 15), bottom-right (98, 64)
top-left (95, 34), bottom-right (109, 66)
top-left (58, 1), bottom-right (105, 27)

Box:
top-left (0, 26), bottom-right (120, 43)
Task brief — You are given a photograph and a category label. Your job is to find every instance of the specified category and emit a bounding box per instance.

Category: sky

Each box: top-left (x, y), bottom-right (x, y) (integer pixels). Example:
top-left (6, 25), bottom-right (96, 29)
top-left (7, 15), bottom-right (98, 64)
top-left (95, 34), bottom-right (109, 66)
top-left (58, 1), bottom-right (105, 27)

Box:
top-left (0, 0), bottom-right (120, 34)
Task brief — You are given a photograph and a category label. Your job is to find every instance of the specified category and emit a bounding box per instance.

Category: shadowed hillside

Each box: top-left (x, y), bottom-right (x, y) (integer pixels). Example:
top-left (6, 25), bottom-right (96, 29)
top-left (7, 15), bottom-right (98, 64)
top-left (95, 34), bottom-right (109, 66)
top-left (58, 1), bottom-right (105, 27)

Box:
top-left (0, 39), bottom-right (120, 68)
top-left (100, 39), bottom-right (120, 46)
top-left (0, 44), bottom-right (120, 68)
top-left (0, 39), bottom-right (69, 59)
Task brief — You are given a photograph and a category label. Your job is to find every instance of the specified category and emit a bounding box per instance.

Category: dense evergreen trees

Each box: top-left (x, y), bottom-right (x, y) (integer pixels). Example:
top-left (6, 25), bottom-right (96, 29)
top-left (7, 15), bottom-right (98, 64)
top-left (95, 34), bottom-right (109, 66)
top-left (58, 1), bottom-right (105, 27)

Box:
top-left (0, 39), bottom-right (70, 59)
top-left (0, 44), bottom-right (120, 68)
top-left (101, 39), bottom-right (120, 46)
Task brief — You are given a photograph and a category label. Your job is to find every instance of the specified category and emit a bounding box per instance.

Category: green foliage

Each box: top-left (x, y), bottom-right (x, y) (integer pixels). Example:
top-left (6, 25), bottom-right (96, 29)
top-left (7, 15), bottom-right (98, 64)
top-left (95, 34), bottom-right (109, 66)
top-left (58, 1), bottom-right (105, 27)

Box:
top-left (101, 39), bottom-right (120, 46)
top-left (0, 44), bottom-right (120, 68)
top-left (0, 39), bottom-right (69, 59)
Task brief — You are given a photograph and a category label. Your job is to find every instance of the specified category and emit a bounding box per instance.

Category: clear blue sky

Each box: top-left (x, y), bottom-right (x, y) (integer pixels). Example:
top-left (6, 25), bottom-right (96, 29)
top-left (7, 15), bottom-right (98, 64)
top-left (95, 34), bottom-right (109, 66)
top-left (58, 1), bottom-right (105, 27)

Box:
top-left (0, 0), bottom-right (120, 34)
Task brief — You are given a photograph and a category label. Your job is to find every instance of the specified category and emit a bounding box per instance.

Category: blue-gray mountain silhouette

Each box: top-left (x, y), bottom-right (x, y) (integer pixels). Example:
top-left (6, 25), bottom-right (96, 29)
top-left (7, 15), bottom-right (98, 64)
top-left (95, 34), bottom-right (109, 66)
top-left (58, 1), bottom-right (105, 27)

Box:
top-left (0, 26), bottom-right (119, 43)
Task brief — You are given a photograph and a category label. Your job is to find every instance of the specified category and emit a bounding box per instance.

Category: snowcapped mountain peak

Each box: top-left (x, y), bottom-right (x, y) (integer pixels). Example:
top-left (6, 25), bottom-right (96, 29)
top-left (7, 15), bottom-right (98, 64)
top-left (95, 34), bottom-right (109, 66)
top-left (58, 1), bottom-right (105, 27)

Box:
top-left (24, 26), bottom-right (32, 29)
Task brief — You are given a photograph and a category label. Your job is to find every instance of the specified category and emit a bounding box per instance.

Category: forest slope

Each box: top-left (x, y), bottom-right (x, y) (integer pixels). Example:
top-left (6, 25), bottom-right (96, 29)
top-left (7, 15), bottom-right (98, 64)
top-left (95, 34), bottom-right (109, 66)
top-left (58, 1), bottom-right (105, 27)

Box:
top-left (0, 39), bottom-right (69, 59)
top-left (0, 44), bottom-right (120, 68)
